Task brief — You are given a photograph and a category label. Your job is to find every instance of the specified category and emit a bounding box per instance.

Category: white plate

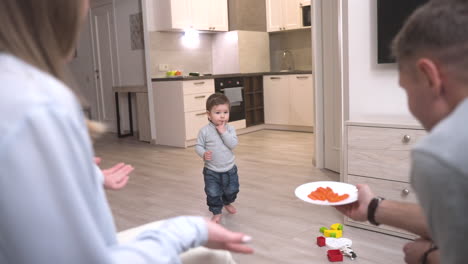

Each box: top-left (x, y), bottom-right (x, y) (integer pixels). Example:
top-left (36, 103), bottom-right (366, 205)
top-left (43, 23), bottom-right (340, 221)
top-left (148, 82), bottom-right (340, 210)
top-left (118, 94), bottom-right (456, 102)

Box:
top-left (294, 181), bottom-right (358, 206)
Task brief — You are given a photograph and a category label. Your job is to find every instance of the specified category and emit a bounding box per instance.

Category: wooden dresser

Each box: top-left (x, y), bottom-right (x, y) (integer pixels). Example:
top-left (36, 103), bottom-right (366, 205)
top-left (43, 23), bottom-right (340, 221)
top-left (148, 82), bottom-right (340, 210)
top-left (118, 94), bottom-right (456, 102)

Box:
top-left (342, 116), bottom-right (426, 239)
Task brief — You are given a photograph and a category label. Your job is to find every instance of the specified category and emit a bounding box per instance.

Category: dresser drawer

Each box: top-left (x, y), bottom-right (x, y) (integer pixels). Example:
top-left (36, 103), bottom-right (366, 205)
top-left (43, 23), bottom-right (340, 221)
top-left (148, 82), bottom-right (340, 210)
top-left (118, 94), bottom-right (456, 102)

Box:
top-left (183, 79), bottom-right (214, 95)
top-left (346, 175), bottom-right (418, 237)
top-left (347, 175), bottom-right (417, 203)
top-left (184, 92), bottom-right (211, 112)
top-left (347, 126), bottom-right (426, 182)
top-left (185, 110), bottom-right (209, 140)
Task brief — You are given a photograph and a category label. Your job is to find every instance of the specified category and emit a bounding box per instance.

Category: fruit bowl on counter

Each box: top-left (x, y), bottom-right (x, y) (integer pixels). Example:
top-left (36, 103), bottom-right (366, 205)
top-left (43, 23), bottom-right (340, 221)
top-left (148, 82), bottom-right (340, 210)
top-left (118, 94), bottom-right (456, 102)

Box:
top-left (165, 70), bottom-right (182, 77)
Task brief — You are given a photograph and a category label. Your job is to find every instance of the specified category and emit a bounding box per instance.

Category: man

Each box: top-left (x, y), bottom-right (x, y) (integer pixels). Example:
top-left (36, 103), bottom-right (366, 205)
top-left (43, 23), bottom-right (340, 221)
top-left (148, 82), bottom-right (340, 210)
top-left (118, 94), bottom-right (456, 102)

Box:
top-left (336, 1), bottom-right (468, 263)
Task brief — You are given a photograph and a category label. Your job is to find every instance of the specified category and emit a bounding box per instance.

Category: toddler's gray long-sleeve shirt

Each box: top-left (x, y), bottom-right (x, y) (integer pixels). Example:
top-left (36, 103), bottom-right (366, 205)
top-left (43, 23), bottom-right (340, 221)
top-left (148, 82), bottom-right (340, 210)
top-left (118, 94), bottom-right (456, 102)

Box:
top-left (195, 122), bottom-right (238, 172)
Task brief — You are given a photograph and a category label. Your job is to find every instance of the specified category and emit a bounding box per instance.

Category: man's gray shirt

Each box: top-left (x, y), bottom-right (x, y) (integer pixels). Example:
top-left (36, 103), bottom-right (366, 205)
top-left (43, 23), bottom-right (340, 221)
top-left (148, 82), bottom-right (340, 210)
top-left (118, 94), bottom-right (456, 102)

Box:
top-left (411, 98), bottom-right (468, 264)
top-left (195, 122), bottom-right (238, 172)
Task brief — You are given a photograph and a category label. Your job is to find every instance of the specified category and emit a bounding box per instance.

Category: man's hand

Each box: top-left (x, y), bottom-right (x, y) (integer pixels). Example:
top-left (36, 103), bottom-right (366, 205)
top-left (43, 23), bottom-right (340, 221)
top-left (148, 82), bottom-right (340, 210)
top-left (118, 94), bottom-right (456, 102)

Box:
top-left (334, 184), bottom-right (375, 222)
top-left (216, 121), bottom-right (227, 134)
top-left (205, 219), bottom-right (254, 254)
top-left (403, 239), bottom-right (439, 264)
top-left (204, 151), bottom-right (212, 161)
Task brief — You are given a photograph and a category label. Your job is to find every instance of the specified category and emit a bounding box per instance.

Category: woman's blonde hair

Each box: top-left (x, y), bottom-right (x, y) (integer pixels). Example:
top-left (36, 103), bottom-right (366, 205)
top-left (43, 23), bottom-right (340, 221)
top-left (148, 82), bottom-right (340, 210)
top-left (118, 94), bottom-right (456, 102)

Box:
top-left (0, 0), bottom-right (104, 137)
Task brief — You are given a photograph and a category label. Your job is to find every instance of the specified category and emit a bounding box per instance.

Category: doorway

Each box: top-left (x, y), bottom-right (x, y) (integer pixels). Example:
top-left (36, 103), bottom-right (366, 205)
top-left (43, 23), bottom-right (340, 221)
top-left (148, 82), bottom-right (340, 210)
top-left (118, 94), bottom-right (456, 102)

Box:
top-left (90, 3), bottom-right (120, 132)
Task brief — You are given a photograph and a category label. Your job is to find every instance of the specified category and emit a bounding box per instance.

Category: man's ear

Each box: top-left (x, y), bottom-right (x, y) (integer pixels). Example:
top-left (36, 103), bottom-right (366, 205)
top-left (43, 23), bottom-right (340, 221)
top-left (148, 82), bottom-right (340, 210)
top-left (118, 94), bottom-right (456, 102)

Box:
top-left (417, 58), bottom-right (443, 96)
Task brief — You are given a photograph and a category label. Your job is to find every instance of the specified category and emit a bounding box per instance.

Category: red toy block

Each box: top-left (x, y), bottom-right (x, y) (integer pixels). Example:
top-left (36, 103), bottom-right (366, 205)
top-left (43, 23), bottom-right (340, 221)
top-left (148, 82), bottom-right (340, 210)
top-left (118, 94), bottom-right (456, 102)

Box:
top-left (317, 236), bottom-right (326, 247)
top-left (327, 249), bottom-right (343, 262)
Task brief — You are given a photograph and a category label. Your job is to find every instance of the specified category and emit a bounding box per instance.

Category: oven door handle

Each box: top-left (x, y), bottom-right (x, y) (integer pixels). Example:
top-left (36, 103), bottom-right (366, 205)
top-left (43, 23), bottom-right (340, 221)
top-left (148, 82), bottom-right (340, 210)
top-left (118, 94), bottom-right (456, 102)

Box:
top-left (219, 87), bottom-right (244, 92)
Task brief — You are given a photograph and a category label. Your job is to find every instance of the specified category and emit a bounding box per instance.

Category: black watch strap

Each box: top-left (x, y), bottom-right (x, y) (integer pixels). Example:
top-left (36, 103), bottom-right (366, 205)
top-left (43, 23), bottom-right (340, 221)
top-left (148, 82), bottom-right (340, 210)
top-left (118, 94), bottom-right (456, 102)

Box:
top-left (368, 197), bottom-right (385, 226)
top-left (421, 244), bottom-right (438, 264)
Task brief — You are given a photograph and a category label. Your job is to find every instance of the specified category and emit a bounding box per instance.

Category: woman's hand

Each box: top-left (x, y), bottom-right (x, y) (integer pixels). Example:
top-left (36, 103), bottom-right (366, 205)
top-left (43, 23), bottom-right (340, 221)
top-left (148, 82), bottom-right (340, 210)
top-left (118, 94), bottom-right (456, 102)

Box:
top-left (95, 157), bottom-right (134, 190)
top-left (205, 219), bottom-right (254, 254)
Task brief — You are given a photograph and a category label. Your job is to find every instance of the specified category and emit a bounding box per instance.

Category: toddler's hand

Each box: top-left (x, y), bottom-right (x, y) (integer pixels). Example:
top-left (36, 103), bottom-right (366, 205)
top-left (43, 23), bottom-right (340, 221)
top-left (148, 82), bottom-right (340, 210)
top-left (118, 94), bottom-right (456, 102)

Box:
top-left (216, 121), bottom-right (227, 134)
top-left (204, 151), bottom-right (212, 161)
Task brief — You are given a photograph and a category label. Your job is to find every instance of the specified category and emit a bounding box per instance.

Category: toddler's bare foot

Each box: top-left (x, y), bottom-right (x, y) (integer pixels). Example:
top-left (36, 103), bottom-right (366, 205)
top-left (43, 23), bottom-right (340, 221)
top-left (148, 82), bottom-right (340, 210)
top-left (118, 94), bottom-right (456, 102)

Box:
top-left (211, 214), bottom-right (222, 223)
top-left (224, 204), bottom-right (237, 214)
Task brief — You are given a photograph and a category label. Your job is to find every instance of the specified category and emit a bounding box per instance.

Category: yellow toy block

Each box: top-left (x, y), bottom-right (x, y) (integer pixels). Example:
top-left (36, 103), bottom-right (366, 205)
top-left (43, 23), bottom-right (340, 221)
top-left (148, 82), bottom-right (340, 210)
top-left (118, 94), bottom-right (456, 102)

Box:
top-left (330, 223), bottom-right (343, 231)
top-left (324, 229), bottom-right (342, 238)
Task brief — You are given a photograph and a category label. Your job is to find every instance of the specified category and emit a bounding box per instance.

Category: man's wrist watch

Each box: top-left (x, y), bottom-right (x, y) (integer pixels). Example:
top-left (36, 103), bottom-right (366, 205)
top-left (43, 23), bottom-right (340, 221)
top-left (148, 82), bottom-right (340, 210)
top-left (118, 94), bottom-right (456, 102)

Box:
top-left (367, 196), bottom-right (385, 226)
top-left (421, 244), bottom-right (438, 264)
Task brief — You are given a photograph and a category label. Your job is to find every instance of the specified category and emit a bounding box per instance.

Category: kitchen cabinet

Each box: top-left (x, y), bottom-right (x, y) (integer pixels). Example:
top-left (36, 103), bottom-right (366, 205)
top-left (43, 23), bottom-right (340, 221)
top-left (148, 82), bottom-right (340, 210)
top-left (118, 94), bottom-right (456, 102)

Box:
top-left (263, 74), bottom-right (313, 126)
top-left (343, 120), bottom-right (426, 238)
top-left (266, 0), bottom-right (302, 32)
top-left (152, 79), bottom-right (214, 147)
top-left (152, 0), bottom-right (228, 32)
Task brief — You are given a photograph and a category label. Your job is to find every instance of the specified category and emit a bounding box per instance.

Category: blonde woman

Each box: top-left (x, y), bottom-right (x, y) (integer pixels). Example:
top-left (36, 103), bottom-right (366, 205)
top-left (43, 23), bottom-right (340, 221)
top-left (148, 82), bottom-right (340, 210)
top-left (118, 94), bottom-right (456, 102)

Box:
top-left (0, 1), bottom-right (253, 263)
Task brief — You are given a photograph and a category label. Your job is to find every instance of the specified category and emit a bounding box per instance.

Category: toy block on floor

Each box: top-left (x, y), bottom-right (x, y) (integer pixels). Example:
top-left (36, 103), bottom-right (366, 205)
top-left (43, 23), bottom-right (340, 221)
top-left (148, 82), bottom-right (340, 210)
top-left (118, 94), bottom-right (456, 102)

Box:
top-left (327, 249), bottom-right (343, 262)
top-left (317, 236), bottom-right (326, 247)
top-left (324, 229), bottom-right (343, 238)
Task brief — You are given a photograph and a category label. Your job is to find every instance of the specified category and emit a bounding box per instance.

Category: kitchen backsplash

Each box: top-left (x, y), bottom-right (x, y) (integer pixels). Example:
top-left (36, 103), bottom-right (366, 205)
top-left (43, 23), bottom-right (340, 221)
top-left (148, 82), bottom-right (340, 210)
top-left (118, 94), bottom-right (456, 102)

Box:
top-left (269, 29), bottom-right (312, 72)
top-left (149, 31), bottom-right (213, 78)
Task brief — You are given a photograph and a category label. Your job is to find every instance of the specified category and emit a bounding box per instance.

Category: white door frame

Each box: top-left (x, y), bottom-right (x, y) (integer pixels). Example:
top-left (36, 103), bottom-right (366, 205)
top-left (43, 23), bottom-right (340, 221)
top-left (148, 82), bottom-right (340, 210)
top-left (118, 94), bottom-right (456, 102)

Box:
top-left (312, 0), bottom-right (344, 172)
top-left (141, 0), bottom-right (157, 142)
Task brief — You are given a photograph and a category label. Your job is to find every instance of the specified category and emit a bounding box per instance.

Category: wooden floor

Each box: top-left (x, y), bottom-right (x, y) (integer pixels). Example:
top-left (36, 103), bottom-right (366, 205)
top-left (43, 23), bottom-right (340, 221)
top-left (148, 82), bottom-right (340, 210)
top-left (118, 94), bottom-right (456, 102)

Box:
top-left (95, 130), bottom-right (409, 264)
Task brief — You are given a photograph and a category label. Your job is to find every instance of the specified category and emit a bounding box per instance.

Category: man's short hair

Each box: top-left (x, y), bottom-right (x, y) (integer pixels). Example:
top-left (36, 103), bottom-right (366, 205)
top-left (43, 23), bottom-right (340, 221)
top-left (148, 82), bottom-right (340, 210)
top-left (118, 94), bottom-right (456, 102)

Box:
top-left (392, 0), bottom-right (468, 71)
top-left (206, 93), bottom-right (230, 111)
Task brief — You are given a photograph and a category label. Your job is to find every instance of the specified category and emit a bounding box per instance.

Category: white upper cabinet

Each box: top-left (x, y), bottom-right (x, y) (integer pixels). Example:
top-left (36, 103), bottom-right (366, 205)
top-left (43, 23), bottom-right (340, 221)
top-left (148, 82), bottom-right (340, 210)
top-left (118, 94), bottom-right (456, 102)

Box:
top-left (152, 0), bottom-right (228, 32)
top-left (209, 0), bottom-right (229, 31)
top-left (266, 0), bottom-right (302, 32)
top-left (191, 0), bottom-right (211, 30)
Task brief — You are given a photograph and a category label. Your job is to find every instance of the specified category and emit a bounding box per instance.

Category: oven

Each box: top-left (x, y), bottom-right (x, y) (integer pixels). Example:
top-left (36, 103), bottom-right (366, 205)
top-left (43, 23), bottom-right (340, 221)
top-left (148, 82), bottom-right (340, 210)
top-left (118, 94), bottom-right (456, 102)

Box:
top-left (214, 77), bottom-right (245, 123)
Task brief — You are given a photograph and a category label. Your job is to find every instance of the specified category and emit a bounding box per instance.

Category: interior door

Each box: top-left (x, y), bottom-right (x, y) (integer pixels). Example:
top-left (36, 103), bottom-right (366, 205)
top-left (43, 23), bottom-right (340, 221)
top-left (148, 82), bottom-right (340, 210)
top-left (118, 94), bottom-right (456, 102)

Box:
top-left (90, 3), bottom-right (119, 132)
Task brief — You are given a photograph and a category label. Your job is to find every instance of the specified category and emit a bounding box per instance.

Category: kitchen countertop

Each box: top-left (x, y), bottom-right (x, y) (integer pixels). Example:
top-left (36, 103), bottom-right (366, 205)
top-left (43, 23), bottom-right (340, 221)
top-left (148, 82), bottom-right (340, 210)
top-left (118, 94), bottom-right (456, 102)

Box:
top-left (151, 70), bottom-right (312, 82)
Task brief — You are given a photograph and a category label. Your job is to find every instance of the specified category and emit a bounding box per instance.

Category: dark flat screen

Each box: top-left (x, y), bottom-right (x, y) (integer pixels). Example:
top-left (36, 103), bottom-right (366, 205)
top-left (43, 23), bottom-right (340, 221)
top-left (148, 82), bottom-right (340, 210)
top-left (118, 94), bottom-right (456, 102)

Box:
top-left (377, 0), bottom-right (428, 63)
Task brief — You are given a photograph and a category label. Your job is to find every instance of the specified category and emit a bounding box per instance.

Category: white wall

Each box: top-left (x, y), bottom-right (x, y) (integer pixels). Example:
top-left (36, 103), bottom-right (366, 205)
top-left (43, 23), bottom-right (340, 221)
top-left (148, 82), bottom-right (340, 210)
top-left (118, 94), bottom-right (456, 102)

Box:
top-left (149, 32), bottom-right (213, 78)
top-left (269, 29), bottom-right (312, 71)
top-left (212, 30), bottom-right (270, 74)
top-left (346, 0), bottom-right (412, 120)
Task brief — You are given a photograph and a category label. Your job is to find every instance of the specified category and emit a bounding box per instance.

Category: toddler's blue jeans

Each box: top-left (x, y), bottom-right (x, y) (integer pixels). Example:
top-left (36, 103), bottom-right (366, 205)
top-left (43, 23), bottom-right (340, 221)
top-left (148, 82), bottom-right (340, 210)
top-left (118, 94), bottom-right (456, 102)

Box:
top-left (203, 165), bottom-right (239, 215)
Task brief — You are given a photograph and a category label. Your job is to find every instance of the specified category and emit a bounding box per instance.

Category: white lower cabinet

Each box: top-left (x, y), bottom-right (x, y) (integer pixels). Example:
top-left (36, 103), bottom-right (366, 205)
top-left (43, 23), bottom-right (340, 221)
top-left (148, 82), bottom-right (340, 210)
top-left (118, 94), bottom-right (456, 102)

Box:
top-left (263, 74), bottom-right (314, 127)
top-left (343, 122), bottom-right (426, 238)
top-left (153, 79), bottom-right (214, 147)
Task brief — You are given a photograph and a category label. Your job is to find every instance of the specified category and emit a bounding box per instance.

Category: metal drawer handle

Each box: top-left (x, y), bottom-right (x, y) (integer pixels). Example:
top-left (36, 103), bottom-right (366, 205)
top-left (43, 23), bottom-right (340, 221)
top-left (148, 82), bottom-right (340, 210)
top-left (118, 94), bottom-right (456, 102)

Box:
top-left (402, 135), bottom-right (411, 143)
top-left (402, 188), bottom-right (410, 196)
top-left (195, 95), bottom-right (206, 99)
top-left (194, 81), bottom-right (205, 85)
top-left (296, 76), bottom-right (309, 79)
top-left (270, 77), bottom-right (281, 80)
top-left (196, 112), bottom-right (207, 116)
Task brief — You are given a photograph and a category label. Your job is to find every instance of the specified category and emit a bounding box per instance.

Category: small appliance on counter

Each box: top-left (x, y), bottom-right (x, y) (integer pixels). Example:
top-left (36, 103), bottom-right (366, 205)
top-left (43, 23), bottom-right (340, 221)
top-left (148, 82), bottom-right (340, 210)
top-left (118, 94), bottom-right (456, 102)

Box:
top-left (280, 50), bottom-right (295, 71)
